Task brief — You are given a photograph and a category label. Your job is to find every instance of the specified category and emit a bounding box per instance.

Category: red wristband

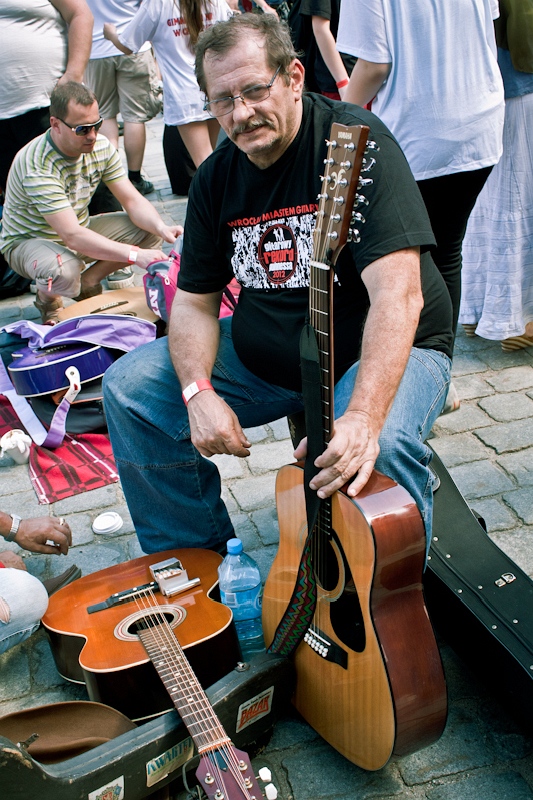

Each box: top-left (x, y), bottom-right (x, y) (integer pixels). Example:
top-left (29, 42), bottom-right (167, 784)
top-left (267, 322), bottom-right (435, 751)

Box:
top-left (0, 562), bottom-right (5, 569)
top-left (182, 379), bottom-right (214, 406)
top-left (127, 245), bottom-right (139, 264)
top-left (336, 78), bottom-right (349, 89)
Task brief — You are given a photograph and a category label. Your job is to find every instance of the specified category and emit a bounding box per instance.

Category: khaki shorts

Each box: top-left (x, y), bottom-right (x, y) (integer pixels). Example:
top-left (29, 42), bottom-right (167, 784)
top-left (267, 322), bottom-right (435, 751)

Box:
top-left (7, 212), bottom-right (161, 298)
top-left (85, 50), bottom-right (162, 123)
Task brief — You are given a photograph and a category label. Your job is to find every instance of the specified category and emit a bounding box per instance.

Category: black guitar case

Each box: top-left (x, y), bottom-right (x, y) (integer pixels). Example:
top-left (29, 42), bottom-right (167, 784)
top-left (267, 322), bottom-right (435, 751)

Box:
top-left (0, 652), bottom-right (293, 800)
top-left (425, 447), bottom-right (533, 729)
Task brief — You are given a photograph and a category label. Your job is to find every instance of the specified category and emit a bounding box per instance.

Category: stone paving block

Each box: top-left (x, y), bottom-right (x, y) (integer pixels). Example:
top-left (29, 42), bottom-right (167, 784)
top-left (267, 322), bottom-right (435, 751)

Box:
top-left (67, 513), bottom-right (95, 546)
top-left (60, 541), bottom-right (128, 576)
top-left (268, 417), bottom-right (291, 440)
top-left (210, 452), bottom-right (247, 479)
top-left (491, 528), bottom-right (533, 578)
top-left (0, 642), bottom-right (31, 702)
top-left (486, 365), bottom-right (533, 393)
top-left (453, 332), bottom-right (495, 353)
top-left (432, 404), bottom-right (492, 435)
top-left (222, 486), bottom-right (238, 514)
top-left (232, 513), bottom-right (262, 551)
top-left (502, 488), bottom-right (533, 525)
top-left (31, 637), bottom-right (66, 691)
top-left (448, 460), bottom-right (514, 499)
top-left (450, 353), bottom-right (489, 376)
top-left (497, 448), bottom-right (533, 487)
top-left (479, 347), bottom-right (533, 371)
top-left (479, 392), bottom-right (533, 422)
top-left (243, 425), bottom-right (270, 444)
top-left (474, 418), bottom-right (533, 453)
top-left (252, 506), bottom-right (280, 546)
top-left (282, 741), bottom-right (404, 799)
top-left (228, 473), bottom-right (278, 511)
top-left (467, 497), bottom-right (517, 532)
top-left (0, 490), bottom-right (50, 520)
top-left (52, 484), bottom-right (119, 514)
top-left (266, 714), bottom-right (320, 751)
top-left (453, 374), bottom-right (495, 400)
top-left (247, 440), bottom-right (295, 474)
top-left (430, 433), bottom-right (489, 467)
top-left (398, 703), bottom-right (496, 785)
top-left (426, 771), bottom-right (533, 800)
top-left (0, 684), bottom-right (88, 716)
top-left (0, 466), bottom-right (35, 495)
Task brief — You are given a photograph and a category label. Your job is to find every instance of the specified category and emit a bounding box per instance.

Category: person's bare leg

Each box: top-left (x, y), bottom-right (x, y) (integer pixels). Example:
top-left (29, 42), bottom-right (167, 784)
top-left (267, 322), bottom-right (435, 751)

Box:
top-left (79, 260), bottom-right (126, 291)
top-left (100, 118), bottom-right (119, 150)
top-left (123, 121), bottom-right (146, 172)
top-left (177, 120), bottom-right (220, 168)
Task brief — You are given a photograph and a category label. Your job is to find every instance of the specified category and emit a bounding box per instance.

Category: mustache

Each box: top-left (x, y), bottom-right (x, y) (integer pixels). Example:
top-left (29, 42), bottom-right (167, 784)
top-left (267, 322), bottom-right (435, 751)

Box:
top-left (232, 118), bottom-right (274, 136)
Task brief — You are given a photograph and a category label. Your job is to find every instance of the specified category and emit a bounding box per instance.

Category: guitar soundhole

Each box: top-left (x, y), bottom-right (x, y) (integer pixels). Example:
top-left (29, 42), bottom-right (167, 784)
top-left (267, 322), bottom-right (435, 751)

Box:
top-left (313, 533), bottom-right (340, 592)
top-left (114, 604), bottom-right (186, 642)
top-left (329, 538), bottom-right (366, 653)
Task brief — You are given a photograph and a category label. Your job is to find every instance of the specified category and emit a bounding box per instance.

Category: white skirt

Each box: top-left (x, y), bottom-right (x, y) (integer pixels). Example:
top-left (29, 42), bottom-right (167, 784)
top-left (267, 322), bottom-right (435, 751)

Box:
top-left (459, 92), bottom-right (533, 340)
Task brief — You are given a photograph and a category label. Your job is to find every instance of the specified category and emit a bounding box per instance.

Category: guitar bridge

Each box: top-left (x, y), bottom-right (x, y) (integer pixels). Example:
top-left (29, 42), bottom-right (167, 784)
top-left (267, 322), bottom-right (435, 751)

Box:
top-left (150, 557), bottom-right (200, 597)
top-left (304, 627), bottom-right (348, 669)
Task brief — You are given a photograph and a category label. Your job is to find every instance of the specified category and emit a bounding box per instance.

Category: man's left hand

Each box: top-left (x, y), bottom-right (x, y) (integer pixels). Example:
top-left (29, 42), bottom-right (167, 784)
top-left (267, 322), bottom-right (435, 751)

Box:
top-left (160, 225), bottom-right (183, 244)
top-left (293, 410), bottom-right (379, 499)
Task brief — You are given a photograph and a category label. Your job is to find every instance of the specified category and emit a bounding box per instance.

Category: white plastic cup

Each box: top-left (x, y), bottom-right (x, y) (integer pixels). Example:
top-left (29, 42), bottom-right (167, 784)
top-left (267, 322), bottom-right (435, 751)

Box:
top-left (0, 429), bottom-right (32, 464)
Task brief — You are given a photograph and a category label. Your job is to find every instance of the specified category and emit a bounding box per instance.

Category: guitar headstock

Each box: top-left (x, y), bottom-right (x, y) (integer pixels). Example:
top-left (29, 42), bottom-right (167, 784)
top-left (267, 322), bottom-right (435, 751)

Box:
top-left (313, 123), bottom-right (371, 267)
top-left (196, 746), bottom-right (278, 800)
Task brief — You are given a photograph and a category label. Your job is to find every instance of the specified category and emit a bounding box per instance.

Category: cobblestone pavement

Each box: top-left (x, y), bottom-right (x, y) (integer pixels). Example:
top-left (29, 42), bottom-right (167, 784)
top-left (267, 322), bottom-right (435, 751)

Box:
top-left (1, 116), bottom-right (533, 799)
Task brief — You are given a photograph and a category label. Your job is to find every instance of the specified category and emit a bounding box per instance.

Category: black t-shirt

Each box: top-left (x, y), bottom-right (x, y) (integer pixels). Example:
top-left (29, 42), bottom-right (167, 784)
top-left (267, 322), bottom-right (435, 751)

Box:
top-left (179, 94), bottom-right (453, 392)
top-left (300, 0), bottom-right (357, 93)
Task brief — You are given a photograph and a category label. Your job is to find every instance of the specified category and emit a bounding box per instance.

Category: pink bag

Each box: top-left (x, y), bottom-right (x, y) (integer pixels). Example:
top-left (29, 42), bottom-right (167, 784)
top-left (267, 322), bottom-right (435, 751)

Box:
top-left (143, 249), bottom-right (240, 323)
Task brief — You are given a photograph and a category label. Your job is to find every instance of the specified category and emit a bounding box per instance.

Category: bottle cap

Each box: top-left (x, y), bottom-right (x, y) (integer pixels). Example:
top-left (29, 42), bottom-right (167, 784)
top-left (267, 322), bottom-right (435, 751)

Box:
top-left (92, 512), bottom-right (123, 535)
top-left (226, 537), bottom-right (243, 555)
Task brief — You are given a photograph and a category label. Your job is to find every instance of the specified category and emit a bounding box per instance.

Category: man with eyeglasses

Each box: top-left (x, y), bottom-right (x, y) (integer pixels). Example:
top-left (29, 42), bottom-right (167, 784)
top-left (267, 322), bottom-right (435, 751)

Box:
top-left (103, 14), bottom-right (453, 560)
top-left (0, 81), bottom-right (180, 324)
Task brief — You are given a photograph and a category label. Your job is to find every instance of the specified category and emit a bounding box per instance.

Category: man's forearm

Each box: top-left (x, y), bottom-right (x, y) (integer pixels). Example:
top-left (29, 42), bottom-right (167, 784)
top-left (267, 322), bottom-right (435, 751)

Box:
top-left (53, 0), bottom-right (94, 83)
top-left (168, 293), bottom-right (222, 388)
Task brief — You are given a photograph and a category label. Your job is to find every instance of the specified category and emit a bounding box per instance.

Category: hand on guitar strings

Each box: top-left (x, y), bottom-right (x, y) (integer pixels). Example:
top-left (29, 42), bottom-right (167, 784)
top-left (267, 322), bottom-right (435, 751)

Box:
top-left (294, 410), bottom-right (380, 499)
top-left (188, 390), bottom-right (251, 458)
top-left (14, 516), bottom-right (72, 555)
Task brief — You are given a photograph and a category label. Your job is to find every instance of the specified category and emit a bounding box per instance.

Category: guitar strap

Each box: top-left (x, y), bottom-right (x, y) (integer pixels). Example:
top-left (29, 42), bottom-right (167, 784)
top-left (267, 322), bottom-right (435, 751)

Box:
top-left (267, 322), bottom-right (322, 656)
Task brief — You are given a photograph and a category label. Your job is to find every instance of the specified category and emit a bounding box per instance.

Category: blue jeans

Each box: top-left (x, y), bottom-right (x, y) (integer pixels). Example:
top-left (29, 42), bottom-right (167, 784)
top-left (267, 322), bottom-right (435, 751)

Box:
top-left (103, 318), bottom-right (451, 554)
top-left (0, 569), bottom-right (49, 655)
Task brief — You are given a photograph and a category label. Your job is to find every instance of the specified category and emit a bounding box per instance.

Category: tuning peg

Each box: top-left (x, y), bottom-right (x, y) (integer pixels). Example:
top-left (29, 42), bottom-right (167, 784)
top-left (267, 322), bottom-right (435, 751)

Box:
top-left (348, 228), bottom-right (361, 243)
top-left (333, 196), bottom-right (345, 205)
top-left (323, 157), bottom-right (335, 165)
top-left (340, 159), bottom-right (352, 169)
top-left (265, 783), bottom-right (278, 799)
top-left (258, 767), bottom-right (272, 782)
top-left (354, 193), bottom-right (369, 207)
top-left (365, 139), bottom-right (380, 151)
top-left (317, 193), bottom-right (329, 201)
top-left (344, 141), bottom-right (355, 151)
top-left (351, 212), bottom-right (365, 224)
top-left (331, 213), bottom-right (341, 222)
top-left (358, 177), bottom-right (373, 188)
top-left (327, 231), bottom-right (339, 240)
top-left (361, 157), bottom-right (376, 173)
top-left (325, 138), bottom-right (338, 148)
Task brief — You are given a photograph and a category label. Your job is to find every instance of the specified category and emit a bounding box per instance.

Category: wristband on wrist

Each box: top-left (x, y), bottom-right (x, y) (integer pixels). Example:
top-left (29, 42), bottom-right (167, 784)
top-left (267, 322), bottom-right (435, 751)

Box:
top-left (127, 245), bottom-right (139, 264)
top-left (0, 563), bottom-right (5, 569)
top-left (4, 514), bottom-right (21, 542)
top-left (336, 78), bottom-right (349, 89)
top-left (182, 380), bottom-right (214, 406)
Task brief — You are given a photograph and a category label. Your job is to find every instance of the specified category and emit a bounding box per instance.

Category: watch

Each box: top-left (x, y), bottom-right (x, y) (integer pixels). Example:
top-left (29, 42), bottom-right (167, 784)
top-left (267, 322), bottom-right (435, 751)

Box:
top-left (5, 514), bottom-right (22, 542)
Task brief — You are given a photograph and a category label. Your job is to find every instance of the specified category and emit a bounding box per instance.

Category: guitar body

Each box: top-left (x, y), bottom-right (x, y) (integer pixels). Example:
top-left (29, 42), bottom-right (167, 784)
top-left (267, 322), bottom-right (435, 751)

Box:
top-left (8, 343), bottom-right (116, 397)
top-left (263, 463), bottom-right (447, 770)
top-left (42, 549), bottom-right (240, 721)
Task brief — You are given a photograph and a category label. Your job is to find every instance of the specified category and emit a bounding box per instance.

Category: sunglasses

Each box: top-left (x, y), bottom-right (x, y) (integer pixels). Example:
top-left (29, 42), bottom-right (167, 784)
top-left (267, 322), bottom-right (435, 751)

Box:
top-left (56, 117), bottom-right (104, 136)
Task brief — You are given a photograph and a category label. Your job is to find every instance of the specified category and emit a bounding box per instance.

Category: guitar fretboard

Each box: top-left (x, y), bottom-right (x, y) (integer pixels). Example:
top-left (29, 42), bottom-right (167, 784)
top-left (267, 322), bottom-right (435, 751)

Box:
top-left (137, 619), bottom-right (231, 754)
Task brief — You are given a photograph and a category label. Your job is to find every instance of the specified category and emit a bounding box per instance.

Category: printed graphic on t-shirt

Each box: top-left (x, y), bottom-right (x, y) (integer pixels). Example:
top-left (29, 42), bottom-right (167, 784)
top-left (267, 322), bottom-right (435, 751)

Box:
top-left (228, 207), bottom-right (318, 289)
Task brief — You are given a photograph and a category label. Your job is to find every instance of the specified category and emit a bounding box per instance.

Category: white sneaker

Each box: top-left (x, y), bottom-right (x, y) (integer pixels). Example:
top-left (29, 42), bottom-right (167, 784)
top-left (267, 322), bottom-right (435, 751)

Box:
top-left (440, 382), bottom-right (460, 415)
top-left (107, 267), bottom-right (135, 290)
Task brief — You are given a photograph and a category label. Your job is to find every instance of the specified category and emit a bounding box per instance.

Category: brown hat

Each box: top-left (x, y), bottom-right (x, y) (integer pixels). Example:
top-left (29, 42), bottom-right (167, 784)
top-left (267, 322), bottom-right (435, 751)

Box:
top-left (0, 701), bottom-right (136, 764)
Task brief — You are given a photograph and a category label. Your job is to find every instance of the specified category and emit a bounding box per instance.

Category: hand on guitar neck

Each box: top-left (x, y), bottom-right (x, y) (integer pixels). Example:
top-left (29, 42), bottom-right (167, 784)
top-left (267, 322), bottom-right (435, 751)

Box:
top-left (294, 407), bottom-right (380, 500)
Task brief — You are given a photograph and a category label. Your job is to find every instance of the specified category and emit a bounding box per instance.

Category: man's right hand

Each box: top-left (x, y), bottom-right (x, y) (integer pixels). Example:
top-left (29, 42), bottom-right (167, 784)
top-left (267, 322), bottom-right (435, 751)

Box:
top-left (187, 390), bottom-right (251, 458)
top-left (135, 249), bottom-right (168, 269)
top-left (15, 517), bottom-right (72, 555)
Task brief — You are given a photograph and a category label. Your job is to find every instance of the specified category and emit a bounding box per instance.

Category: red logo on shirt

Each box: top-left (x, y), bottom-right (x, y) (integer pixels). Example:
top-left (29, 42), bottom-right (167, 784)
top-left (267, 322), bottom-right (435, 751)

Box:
top-left (258, 224), bottom-right (298, 284)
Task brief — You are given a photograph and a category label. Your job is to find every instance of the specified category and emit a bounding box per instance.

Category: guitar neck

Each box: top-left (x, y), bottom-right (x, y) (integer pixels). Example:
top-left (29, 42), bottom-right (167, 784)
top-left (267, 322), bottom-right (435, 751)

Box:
top-left (137, 624), bottom-right (231, 753)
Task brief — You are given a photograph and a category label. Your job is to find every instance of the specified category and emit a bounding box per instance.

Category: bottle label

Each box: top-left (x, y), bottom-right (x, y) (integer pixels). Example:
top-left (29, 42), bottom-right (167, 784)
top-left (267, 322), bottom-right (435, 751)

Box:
top-left (220, 585), bottom-right (263, 620)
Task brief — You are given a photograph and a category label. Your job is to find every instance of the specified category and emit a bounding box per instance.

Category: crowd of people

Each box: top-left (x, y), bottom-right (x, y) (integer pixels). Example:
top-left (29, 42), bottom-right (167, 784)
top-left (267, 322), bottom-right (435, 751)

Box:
top-left (1, 0), bottom-right (531, 656)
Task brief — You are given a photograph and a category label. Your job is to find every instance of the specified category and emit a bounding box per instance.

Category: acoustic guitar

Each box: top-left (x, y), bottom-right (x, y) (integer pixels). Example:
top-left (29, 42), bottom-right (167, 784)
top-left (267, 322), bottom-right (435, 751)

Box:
top-left (42, 549), bottom-right (281, 800)
top-left (262, 123), bottom-right (447, 770)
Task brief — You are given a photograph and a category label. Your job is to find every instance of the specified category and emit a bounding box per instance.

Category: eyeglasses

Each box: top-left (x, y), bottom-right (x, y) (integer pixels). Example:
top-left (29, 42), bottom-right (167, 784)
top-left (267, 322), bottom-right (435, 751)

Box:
top-left (56, 117), bottom-right (104, 136)
top-left (204, 66), bottom-right (282, 118)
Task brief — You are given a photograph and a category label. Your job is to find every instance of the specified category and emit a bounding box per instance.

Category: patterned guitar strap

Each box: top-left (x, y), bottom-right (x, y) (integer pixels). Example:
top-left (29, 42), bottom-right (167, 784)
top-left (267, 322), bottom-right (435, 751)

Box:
top-left (267, 322), bottom-right (323, 656)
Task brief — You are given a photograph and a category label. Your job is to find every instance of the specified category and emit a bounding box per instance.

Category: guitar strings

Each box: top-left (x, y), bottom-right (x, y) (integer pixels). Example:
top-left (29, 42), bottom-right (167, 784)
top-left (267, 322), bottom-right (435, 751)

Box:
top-left (130, 588), bottom-right (254, 798)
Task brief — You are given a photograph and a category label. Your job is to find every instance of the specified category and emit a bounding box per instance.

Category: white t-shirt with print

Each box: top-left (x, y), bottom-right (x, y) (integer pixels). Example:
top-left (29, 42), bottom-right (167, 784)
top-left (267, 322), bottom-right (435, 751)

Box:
top-left (121, 0), bottom-right (233, 126)
top-left (87, 0), bottom-right (150, 59)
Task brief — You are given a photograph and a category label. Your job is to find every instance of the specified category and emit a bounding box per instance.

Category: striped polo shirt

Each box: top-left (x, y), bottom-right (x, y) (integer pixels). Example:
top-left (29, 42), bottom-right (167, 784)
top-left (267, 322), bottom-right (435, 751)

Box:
top-left (0, 131), bottom-right (125, 257)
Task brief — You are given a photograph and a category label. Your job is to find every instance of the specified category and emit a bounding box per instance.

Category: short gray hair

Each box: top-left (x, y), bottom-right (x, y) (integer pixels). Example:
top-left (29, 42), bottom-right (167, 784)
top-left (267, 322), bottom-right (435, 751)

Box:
top-left (195, 13), bottom-right (298, 96)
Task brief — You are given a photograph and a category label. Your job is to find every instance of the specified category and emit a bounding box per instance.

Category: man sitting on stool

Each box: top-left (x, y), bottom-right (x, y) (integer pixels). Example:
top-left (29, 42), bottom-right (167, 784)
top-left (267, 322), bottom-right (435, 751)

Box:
top-left (0, 82), bottom-right (180, 324)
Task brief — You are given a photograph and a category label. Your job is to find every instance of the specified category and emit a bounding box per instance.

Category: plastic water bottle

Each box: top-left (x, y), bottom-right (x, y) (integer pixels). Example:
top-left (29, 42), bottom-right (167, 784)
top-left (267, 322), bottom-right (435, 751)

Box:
top-left (218, 538), bottom-right (265, 661)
